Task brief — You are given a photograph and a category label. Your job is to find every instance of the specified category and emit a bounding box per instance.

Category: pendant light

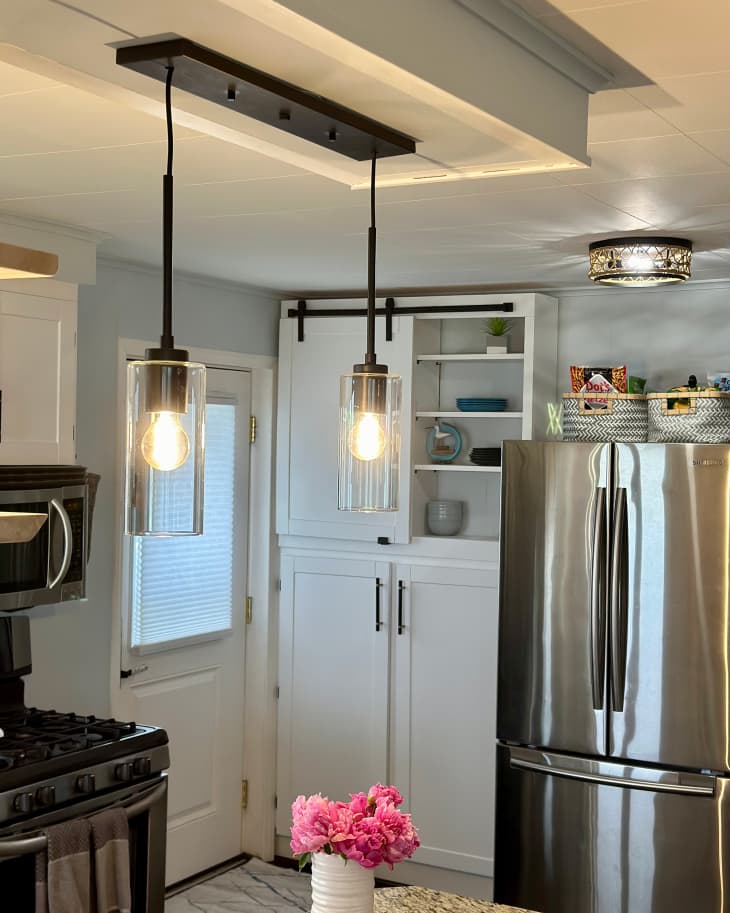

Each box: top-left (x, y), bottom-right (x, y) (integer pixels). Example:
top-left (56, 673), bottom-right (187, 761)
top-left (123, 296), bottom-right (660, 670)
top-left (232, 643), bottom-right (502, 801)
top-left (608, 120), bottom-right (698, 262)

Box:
top-left (125, 66), bottom-right (206, 537)
top-left (338, 154), bottom-right (402, 512)
top-left (589, 237), bottom-right (692, 286)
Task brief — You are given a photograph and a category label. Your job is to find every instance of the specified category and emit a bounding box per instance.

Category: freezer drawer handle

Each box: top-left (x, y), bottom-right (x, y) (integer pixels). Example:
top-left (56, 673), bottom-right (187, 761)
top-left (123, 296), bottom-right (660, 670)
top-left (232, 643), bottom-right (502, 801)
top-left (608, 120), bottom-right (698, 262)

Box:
top-left (610, 487), bottom-right (629, 712)
top-left (0, 777), bottom-right (168, 859)
top-left (510, 756), bottom-right (714, 796)
top-left (590, 488), bottom-right (607, 710)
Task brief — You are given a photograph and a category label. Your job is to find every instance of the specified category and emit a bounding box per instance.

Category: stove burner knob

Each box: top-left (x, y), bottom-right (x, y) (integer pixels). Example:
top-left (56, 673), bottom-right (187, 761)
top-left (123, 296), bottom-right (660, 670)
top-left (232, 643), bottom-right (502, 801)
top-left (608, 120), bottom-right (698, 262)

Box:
top-left (13, 792), bottom-right (33, 814)
top-left (35, 786), bottom-right (56, 807)
top-left (75, 774), bottom-right (96, 794)
top-left (114, 762), bottom-right (133, 782)
top-left (133, 756), bottom-right (152, 777)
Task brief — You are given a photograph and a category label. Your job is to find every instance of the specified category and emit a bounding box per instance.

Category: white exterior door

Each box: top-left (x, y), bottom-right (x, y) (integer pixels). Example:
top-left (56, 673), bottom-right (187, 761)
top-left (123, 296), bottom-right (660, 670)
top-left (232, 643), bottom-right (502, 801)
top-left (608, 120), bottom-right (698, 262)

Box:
top-left (392, 564), bottom-right (499, 878)
top-left (116, 367), bottom-right (251, 885)
top-left (276, 555), bottom-right (390, 838)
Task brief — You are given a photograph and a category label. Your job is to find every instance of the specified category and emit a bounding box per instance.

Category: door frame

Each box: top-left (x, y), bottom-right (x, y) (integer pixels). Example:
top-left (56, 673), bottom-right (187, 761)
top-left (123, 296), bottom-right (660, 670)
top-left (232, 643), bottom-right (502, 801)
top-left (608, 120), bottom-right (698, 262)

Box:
top-left (109, 337), bottom-right (278, 861)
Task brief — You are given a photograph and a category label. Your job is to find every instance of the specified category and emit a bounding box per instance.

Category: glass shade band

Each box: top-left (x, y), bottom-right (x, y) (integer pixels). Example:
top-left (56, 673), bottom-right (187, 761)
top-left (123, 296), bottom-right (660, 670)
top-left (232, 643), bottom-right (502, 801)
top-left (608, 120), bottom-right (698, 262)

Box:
top-left (589, 237), bottom-right (692, 286)
top-left (338, 372), bottom-right (401, 513)
top-left (125, 359), bottom-right (206, 536)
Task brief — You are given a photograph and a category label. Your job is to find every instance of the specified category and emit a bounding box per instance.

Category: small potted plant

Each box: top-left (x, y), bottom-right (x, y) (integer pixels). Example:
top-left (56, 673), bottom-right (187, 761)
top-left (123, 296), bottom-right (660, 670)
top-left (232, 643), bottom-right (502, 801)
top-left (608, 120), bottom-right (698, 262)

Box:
top-left (291, 784), bottom-right (419, 913)
top-left (483, 316), bottom-right (513, 354)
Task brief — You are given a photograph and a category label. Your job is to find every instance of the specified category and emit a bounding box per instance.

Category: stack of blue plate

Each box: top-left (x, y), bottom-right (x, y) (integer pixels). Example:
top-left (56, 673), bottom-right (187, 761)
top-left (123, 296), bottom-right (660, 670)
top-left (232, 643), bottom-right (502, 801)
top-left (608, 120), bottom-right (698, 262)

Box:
top-left (456, 397), bottom-right (508, 412)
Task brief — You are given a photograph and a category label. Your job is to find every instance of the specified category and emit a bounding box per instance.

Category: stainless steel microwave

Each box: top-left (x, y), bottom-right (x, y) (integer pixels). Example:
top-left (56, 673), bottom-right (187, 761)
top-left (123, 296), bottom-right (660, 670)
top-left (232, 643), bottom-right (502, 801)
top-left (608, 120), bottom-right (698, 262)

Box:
top-left (0, 466), bottom-right (93, 611)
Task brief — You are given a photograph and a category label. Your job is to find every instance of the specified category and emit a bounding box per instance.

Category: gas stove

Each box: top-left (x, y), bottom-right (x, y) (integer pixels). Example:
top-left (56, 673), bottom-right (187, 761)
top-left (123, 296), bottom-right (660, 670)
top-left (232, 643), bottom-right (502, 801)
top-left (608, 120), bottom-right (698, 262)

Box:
top-left (0, 709), bottom-right (169, 825)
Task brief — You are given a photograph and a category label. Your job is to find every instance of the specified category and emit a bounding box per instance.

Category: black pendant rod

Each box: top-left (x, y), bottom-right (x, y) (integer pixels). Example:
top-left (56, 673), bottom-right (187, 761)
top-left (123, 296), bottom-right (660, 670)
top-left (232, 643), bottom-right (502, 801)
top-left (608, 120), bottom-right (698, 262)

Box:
top-left (365, 152), bottom-right (377, 366)
top-left (162, 65), bottom-right (174, 350)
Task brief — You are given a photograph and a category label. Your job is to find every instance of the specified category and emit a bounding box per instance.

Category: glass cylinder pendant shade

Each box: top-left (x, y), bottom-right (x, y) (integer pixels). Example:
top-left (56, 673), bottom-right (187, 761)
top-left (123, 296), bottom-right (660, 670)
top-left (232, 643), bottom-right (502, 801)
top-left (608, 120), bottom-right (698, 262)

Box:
top-left (125, 359), bottom-right (206, 536)
top-left (338, 372), bottom-right (401, 511)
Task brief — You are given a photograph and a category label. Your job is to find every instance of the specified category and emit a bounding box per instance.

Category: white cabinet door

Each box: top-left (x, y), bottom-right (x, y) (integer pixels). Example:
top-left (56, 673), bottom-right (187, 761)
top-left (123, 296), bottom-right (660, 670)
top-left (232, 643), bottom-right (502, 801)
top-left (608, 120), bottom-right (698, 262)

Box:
top-left (276, 555), bottom-right (391, 837)
top-left (276, 312), bottom-right (413, 544)
top-left (0, 290), bottom-right (77, 464)
top-left (392, 563), bottom-right (499, 877)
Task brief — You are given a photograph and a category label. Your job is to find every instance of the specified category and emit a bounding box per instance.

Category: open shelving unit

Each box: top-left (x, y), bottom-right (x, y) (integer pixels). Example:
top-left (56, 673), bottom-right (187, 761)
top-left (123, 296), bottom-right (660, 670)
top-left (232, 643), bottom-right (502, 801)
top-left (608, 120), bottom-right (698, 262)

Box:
top-left (410, 296), bottom-right (558, 544)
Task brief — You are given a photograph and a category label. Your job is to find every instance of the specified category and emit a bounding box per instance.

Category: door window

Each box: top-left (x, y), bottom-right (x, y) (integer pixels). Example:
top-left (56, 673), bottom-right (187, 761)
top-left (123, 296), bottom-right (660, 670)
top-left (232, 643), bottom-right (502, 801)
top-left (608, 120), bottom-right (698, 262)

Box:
top-left (130, 399), bottom-right (237, 653)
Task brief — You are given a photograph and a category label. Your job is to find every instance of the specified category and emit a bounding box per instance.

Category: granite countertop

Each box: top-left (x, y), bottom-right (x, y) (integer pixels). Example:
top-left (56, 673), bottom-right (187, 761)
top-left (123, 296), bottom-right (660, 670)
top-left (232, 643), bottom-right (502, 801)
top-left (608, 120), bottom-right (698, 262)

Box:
top-left (375, 886), bottom-right (537, 913)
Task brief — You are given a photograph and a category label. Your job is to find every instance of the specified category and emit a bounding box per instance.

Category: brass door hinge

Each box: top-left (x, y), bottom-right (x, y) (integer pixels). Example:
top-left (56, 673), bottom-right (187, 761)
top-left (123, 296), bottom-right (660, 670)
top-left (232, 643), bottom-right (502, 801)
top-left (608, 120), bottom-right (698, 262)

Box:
top-left (249, 415), bottom-right (256, 444)
top-left (241, 779), bottom-right (248, 809)
top-left (245, 596), bottom-right (253, 625)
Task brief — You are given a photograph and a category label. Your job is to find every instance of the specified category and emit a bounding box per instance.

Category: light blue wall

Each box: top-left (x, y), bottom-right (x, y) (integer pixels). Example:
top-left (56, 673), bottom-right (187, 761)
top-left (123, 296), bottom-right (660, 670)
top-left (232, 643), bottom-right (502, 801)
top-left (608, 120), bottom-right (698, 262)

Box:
top-left (558, 281), bottom-right (730, 393)
top-left (25, 261), bottom-right (278, 714)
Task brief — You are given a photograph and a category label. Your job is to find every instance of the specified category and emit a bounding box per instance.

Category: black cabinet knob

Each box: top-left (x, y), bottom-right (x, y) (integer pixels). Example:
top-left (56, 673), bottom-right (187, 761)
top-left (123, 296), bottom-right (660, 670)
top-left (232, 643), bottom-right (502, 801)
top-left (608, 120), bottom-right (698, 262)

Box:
top-left (115, 762), bottom-right (133, 782)
top-left (133, 756), bottom-right (152, 776)
top-left (35, 786), bottom-right (56, 807)
top-left (13, 792), bottom-right (33, 814)
top-left (75, 773), bottom-right (96, 794)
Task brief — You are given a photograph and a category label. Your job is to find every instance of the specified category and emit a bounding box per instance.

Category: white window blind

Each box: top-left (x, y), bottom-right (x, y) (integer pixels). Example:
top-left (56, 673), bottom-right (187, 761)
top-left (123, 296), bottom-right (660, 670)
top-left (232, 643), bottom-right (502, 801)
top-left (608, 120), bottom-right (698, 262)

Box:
top-left (131, 401), bottom-right (237, 651)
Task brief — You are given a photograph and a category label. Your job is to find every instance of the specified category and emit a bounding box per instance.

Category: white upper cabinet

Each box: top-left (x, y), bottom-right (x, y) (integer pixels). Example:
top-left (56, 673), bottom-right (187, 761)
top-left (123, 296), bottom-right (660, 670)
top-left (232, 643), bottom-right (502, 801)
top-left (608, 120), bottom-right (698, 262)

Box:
top-left (276, 308), bottom-right (413, 545)
top-left (0, 285), bottom-right (77, 465)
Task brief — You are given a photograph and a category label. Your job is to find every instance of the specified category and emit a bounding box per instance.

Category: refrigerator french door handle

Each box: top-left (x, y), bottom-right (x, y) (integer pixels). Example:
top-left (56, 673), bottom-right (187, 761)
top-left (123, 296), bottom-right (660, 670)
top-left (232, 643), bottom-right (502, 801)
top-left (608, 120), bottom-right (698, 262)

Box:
top-left (509, 750), bottom-right (714, 797)
top-left (610, 487), bottom-right (629, 712)
top-left (590, 488), bottom-right (607, 710)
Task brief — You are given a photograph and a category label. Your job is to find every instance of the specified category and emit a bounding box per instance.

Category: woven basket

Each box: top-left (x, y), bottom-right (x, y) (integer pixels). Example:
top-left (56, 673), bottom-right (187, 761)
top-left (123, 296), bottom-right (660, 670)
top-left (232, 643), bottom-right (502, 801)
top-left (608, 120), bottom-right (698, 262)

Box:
top-left (647, 391), bottom-right (730, 443)
top-left (563, 393), bottom-right (648, 443)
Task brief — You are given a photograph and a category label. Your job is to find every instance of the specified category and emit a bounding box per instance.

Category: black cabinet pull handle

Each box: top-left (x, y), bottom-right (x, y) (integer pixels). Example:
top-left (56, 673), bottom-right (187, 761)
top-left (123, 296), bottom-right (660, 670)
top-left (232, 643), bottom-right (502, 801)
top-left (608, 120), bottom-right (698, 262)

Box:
top-left (397, 580), bottom-right (406, 635)
top-left (375, 577), bottom-right (382, 632)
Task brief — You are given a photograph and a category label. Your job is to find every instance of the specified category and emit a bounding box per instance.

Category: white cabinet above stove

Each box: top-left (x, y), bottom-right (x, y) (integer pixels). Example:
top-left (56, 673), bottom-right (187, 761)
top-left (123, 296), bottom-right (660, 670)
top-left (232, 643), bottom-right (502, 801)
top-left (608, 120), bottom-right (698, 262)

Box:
top-left (0, 281), bottom-right (77, 465)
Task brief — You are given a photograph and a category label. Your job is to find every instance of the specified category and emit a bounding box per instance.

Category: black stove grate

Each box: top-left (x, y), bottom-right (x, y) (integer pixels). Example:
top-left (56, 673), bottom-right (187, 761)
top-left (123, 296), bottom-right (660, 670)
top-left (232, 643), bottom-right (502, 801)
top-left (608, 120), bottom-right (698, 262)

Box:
top-left (0, 711), bottom-right (139, 770)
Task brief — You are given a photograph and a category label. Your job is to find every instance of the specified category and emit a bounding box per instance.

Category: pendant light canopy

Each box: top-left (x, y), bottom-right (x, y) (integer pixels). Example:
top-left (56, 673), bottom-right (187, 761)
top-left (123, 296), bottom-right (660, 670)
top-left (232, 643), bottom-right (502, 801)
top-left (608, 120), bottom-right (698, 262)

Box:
top-left (338, 155), bottom-right (402, 512)
top-left (125, 66), bottom-right (206, 537)
top-left (589, 236), bottom-right (692, 286)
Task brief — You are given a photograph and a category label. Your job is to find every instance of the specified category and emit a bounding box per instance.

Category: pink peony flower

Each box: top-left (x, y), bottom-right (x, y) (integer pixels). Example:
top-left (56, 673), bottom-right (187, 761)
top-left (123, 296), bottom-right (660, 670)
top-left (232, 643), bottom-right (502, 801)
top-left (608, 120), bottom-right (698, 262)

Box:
top-left (290, 786), bottom-right (419, 871)
top-left (368, 784), bottom-right (404, 807)
top-left (290, 794), bottom-right (331, 855)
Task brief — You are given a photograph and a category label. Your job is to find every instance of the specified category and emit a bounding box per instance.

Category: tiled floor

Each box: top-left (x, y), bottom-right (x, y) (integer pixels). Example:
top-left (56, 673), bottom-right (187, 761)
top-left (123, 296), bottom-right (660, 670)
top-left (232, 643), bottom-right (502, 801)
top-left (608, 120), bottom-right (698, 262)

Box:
top-left (166, 858), bottom-right (312, 913)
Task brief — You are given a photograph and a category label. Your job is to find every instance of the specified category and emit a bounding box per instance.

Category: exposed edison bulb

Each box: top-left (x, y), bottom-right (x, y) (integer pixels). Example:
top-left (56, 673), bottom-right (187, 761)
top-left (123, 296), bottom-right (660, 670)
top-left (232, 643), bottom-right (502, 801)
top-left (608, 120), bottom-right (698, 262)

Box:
top-left (141, 412), bottom-right (190, 471)
top-left (349, 412), bottom-right (387, 461)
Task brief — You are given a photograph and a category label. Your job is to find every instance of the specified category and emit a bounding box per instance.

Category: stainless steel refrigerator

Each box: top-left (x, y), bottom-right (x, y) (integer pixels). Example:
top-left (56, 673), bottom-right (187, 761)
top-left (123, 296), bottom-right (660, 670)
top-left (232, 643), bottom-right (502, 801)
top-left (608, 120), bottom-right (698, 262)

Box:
top-left (494, 440), bottom-right (730, 913)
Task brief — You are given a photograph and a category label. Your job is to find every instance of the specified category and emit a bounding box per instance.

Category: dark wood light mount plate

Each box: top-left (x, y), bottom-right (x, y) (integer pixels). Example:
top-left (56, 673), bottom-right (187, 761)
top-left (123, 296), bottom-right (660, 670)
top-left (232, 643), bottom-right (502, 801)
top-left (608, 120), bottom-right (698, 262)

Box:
top-left (116, 37), bottom-right (417, 161)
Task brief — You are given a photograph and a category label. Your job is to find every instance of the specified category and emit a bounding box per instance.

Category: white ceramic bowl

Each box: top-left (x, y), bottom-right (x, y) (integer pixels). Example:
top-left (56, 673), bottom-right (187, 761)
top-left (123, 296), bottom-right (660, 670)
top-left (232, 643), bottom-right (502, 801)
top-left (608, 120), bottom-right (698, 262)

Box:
top-left (426, 500), bottom-right (464, 536)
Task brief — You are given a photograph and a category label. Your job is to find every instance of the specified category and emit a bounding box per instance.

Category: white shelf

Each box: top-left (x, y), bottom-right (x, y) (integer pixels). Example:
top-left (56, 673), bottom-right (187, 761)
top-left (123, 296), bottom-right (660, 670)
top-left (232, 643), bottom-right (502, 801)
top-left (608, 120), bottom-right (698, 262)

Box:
top-left (414, 464), bottom-right (502, 473)
top-left (416, 411), bottom-right (523, 419)
top-left (417, 353), bottom-right (524, 363)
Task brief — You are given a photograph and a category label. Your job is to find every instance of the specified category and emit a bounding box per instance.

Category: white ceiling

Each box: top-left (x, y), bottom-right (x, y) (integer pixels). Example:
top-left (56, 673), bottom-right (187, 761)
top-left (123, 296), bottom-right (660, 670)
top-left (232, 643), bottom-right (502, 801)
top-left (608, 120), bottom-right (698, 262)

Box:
top-left (0, 0), bottom-right (729, 292)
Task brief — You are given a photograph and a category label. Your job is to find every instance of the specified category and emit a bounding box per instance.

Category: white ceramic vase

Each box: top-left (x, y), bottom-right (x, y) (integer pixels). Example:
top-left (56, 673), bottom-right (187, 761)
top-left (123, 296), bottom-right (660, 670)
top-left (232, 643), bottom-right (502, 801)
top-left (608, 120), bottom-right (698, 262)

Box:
top-left (310, 852), bottom-right (374, 913)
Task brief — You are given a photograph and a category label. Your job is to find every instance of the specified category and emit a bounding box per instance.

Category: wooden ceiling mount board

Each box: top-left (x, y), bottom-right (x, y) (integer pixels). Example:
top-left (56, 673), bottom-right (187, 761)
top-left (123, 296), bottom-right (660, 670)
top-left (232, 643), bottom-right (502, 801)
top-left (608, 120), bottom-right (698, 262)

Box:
top-left (0, 242), bottom-right (58, 279)
top-left (116, 38), bottom-right (417, 161)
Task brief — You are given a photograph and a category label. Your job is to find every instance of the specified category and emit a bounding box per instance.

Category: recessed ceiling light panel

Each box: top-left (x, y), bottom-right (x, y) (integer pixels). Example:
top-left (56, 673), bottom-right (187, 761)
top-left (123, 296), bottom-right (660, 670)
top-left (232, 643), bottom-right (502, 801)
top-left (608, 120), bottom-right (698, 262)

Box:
top-left (589, 236), bottom-right (692, 287)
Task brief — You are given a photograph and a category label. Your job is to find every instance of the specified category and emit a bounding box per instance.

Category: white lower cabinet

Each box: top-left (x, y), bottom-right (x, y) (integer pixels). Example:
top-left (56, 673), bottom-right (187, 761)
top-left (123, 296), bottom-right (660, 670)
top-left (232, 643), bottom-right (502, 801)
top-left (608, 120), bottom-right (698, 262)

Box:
top-left (0, 287), bottom-right (77, 464)
top-left (392, 564), bottom-right (499, 878)
top-left (276, 554), bottom-right (498, 883)
top-left (275, 555), bottom-right (391, 837)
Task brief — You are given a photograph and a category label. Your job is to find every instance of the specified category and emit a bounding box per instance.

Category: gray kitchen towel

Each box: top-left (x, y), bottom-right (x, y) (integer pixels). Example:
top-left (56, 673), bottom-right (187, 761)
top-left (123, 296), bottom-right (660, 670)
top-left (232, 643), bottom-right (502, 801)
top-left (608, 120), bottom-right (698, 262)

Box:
top-left (89, 808), bottom-right (131, 913)
top-left (41, 818), bottom-right (92, 913)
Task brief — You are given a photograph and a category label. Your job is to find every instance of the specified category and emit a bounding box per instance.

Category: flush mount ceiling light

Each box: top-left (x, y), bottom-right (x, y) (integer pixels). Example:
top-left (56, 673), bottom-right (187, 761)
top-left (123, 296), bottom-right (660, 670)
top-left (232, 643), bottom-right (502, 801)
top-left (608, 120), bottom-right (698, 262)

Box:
top-left (119, 37), bottom-right (416, 516)
top-left (124, 65), bottom-right (206, 537)
top-left (589, 237), bottom-right (693, 287)
top-left (0, 242), bottom-right (58, 280)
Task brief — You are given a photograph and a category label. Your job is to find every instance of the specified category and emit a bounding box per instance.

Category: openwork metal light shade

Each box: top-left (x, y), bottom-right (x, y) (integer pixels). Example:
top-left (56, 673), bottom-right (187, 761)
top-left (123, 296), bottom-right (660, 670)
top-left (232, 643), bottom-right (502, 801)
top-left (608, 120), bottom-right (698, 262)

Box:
top-left (125, 360), bottom-right (205, 535)
top-left (589, 236), bottom-right (692, 286)
top-left (338, 371), bottom-right (401, 511)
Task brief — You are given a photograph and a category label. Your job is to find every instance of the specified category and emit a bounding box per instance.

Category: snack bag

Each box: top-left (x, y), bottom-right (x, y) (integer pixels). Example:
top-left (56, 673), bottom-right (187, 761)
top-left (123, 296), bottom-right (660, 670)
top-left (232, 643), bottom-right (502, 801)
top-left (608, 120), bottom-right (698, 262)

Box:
top-left (570, 365), bottom-right (627, 409)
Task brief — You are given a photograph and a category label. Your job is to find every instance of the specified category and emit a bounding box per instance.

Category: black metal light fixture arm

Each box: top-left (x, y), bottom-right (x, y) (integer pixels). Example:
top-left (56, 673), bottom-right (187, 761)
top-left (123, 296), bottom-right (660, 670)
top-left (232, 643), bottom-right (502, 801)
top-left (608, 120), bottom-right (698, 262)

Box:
top-left (162, 65), bottom-right (175, 352)
top-left (365, 153), bottom-right (377, 366)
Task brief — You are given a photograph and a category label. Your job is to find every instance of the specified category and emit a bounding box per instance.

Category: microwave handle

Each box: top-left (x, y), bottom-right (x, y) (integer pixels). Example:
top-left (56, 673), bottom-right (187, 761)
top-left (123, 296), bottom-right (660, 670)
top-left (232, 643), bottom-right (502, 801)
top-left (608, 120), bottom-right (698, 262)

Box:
top-left (48, 498), bottom-right (73, 590)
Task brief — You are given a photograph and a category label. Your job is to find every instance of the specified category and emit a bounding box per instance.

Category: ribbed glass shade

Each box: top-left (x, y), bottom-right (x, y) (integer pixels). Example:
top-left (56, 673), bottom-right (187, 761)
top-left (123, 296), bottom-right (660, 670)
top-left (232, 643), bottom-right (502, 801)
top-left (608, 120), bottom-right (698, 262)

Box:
top-left (338, 372), bottom-right (401, 512)
top-left (125, 360), bottom-right (206, 536)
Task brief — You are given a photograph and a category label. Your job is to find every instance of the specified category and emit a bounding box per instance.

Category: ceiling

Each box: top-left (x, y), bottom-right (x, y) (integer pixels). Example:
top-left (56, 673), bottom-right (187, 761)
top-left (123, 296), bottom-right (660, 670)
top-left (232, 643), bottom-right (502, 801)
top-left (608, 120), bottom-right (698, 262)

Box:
top-left (0, 0), bottom-right (729, 293)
